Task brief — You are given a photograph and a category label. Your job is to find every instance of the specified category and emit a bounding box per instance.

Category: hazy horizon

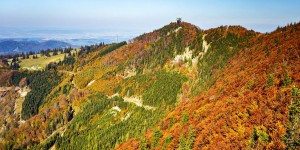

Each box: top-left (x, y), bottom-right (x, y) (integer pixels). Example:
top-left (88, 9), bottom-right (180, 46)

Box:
top-left (1, 0), bottom-right (299, 39)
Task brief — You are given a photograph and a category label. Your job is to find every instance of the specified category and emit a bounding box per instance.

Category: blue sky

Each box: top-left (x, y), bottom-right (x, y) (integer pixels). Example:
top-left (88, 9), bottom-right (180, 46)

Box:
top-left (0, 0), bottom-right (299, 38)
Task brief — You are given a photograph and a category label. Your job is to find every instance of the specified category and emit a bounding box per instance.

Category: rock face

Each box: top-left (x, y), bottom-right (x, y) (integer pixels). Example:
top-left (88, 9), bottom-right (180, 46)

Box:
top-left (15, 86), bottom-right (30, 119)
top-left (0, 85), bottom-right (30, 138)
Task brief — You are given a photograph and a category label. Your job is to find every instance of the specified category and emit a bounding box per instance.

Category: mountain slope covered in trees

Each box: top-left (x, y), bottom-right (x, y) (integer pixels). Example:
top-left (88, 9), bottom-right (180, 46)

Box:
top-left (0, 21), bottom-right (299, 149)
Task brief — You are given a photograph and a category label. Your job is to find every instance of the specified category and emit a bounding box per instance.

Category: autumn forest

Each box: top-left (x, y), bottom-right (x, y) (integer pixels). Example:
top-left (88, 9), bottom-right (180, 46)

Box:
top-left (0, 21), bottom-right (299, 150)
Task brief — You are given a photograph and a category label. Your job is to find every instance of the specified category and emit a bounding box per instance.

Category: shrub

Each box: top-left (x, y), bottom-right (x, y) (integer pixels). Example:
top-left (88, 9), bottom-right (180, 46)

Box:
top-left (249, 126), bottom-right (269, 147)
top-left (266, 74), bottom-right (274, 88)
top-left (151, 128), bottom-right (162, 148)
top-left (181, 113), bottom-right (189, 124)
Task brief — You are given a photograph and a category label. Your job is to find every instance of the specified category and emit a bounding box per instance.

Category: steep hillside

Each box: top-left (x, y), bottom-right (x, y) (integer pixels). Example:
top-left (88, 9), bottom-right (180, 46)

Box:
top-left (118, 23), bottom-right (300, 149)
top-left (0, 22), bottom-right (299, 150)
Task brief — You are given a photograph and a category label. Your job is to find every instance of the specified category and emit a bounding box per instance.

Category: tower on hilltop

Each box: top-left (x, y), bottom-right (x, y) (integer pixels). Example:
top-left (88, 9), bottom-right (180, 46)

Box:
top-left (177, 18), bottom-right (182, 24)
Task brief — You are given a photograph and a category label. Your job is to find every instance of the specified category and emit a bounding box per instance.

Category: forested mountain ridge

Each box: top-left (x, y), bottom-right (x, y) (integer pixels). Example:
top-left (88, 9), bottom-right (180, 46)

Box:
top-left (0, 21), bottom-right (299, 149)
top-left (118, 23), bottom-right (300, 149)
top-left (0, 40), bottom-right (72, 55)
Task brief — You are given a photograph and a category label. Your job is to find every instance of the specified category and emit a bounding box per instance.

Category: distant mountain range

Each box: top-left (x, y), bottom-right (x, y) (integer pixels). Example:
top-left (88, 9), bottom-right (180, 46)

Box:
top-left (0, 39), bottom-right (71, 55)
top-left (0, 37), bottom-right (125, 55)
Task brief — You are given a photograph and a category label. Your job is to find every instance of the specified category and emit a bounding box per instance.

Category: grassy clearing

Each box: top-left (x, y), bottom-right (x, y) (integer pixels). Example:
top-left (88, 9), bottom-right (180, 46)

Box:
top-left (19, 54), bottom-right (64, 70)
top-left (18, 50), bottom-right (77, 70)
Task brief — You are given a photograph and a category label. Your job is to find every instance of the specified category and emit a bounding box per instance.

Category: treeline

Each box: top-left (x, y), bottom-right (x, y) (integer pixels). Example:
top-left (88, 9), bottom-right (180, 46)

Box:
top-left (0, 47), bottom-right (74, 60)
top-left (78, 42), bottom-right (105, 56)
